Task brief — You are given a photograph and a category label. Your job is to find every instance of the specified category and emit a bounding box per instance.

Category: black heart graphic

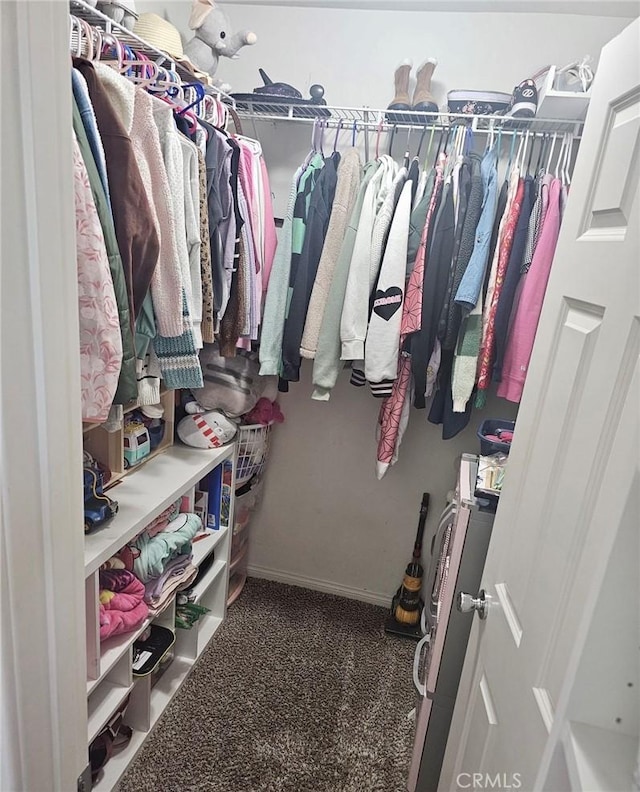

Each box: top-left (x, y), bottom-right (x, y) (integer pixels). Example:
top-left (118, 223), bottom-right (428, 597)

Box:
top-left (373, 287), bottom-right (403, 321)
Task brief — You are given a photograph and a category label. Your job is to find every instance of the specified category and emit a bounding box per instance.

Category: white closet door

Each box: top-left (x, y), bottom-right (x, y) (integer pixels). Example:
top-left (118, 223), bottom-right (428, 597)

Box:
top-left (440, 17), bottom-right (640, 792)
top-left (1, 2), bottom-right (88, 789)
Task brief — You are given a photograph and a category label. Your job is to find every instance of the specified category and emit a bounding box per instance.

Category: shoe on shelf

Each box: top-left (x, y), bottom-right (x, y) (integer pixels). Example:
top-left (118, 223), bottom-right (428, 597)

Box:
top-left (412, 57), bottom-right (438, 114)
top-left (387, 60), bottom-right (413, 123)
top-left (505, 78), bottom-right (538, 118)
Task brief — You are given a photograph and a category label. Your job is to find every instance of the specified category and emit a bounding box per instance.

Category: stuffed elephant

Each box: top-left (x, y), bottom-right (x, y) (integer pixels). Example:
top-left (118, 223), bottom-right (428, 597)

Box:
top-left (184, 0), bottom-right (257, 83)
top-left (96, 0), bottom-right (137, 31)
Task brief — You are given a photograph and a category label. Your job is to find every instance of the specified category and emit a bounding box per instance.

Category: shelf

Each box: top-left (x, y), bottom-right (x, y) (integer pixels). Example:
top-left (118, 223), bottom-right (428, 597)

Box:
top-left (92, 657), bottom-right (194, 792)
top-left (69, 0), bottom-right (230, 99)
top-left (84, 443), bottom-right (234, 576)
top-left (191, 559), bottom-right (227, 603)
top-left (234, 102), bottom-right (583, 135)
top-left (564, 720), bottom-right (638, 792)
top-left (191, 525), bottom-right (228, 569)
top-left (88, 681), bottom-right (134, 744)
top-left (194, 613), bottom-right (224, 648)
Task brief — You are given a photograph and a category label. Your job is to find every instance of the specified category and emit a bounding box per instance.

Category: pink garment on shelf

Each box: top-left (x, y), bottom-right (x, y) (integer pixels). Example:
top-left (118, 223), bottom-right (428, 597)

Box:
top-left (497, 179), bottom-right (562, 403)
top-left (73, 135), bottom-right (123, 424)
top-left (99, 569), bottom-right (148, 641)
top-left (144, 499), bottom-right (181, 538)
top-left (260, 156), bottom-right (277, 292)
top-left (476, 178), bottom-right (525, 394)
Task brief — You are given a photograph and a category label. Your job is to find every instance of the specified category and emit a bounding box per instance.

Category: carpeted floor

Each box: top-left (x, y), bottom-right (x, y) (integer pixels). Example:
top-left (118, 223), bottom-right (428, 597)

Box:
top-left (119, 578), bottom-right (417, 792)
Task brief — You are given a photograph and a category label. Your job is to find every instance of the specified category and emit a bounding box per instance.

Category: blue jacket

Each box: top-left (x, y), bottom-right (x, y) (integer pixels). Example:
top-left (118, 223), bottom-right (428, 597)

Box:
top-left (454, 145), bottom-right (498, 312)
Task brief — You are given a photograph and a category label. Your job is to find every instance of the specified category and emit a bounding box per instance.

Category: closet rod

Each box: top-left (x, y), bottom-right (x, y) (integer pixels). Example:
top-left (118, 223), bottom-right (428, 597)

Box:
top-left (235, 113), bottom-right (582, 140)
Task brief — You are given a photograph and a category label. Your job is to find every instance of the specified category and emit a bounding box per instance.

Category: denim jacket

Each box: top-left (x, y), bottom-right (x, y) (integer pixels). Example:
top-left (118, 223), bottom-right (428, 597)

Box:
top-left (454, 145), bottom-right (498, 312)
top-left (72, 68), bottom-right (111, 210)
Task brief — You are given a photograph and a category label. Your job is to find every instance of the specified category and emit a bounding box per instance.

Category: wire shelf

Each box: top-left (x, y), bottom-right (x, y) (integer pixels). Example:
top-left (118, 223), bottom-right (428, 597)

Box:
top-left (233, 101), bottom-right (583, 135)
top-left (69, 0), bottom-right (231, 102)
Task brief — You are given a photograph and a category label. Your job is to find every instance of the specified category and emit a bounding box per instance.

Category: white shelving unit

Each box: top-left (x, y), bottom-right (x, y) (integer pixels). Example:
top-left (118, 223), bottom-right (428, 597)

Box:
top-left (85, 441), bottom-right (236, 791)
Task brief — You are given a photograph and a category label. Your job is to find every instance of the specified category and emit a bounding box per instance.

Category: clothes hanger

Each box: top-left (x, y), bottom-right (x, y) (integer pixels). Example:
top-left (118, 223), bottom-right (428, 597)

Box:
top-left (554, 133), bottom-right (567, 180)
top-left (415, 125), bottom-right (428, 161)
top-left (526, 132), bottom-right (536, 176)
top-left (564, 133), bottom-right (574, 186)
top-left (546, 133), bottom-right (558, 175)
top-left (388, 124), bottom-right (398, 159)
top-left (422, 126), bottom-right (435, 171)
top-left (506, 127), bottom-right (518, 176)
top-left (333, 119), bottom-right (344, 153)
top-left (403, 126), bottom-right (412, 169)
top-left (375, 117), bottom-right (384, 160)
top-left (351, 121), bottom-right (358, 148)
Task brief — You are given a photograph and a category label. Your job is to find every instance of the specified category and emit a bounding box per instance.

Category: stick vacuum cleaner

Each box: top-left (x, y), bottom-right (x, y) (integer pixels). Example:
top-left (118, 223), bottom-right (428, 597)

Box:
top-left (385, 492), bottom-right (430, 640)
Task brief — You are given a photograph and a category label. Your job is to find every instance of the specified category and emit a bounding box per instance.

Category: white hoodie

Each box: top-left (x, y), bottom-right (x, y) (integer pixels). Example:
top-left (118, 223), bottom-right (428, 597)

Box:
top-left (340, 156), bottom-right (397, 361)
top-left (365, 178), bottom-right (412, 387)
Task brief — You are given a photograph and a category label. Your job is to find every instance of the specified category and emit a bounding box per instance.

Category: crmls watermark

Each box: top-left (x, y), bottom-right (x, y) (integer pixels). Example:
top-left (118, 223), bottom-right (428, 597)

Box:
top-left (456, 773), bottom-right (523, 789)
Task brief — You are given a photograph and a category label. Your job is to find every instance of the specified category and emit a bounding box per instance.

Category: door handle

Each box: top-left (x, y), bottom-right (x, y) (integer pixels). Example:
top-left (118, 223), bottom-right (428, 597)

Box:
top-left (456, 589), bottom-right (488, 619)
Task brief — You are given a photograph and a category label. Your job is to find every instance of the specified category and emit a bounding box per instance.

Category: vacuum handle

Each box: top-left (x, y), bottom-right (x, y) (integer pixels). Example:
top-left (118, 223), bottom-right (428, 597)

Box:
top-left (413, 492), bottom-right (430, 557)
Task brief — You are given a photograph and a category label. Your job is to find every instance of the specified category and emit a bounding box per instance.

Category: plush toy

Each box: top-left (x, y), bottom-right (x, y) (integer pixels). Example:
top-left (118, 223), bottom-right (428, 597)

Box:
top-left (184, 0), bottom-right (257, 84)
top-left (177, 410), bottom-right (238, 449)
top-left (96, 0), bottom-right (137, 31)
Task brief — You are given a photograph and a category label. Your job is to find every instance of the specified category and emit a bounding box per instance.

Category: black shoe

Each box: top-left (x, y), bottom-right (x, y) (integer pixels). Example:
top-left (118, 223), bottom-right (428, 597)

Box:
top-left (507, 79), bottom-right (537, 118)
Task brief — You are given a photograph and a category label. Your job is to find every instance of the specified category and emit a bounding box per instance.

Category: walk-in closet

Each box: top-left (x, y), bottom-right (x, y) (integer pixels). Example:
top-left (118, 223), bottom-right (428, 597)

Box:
top-left (2, 2), bottom-right (638, 791)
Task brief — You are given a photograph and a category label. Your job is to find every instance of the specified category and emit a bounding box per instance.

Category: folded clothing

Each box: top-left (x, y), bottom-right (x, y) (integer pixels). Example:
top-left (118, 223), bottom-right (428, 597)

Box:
top-left (99, 569), bottom-right (149, 641)
top-left (144, 553), bottom-right (192, 602)
top-left (115, 512), bottom-right (202, 583)
top-left (144, 499), bottom-right (181, 538)
top-left (146, 564), bottom-right (198, 616)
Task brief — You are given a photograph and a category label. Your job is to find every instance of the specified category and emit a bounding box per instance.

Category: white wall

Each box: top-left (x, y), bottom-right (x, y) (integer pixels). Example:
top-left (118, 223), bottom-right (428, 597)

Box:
top-left (140, 2), bottom-right (632, 603)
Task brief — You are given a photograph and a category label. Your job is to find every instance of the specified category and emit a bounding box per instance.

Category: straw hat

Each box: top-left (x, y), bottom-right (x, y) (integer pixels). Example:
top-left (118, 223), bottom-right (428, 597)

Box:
top-left (133, 13), bottom-right (211, 84)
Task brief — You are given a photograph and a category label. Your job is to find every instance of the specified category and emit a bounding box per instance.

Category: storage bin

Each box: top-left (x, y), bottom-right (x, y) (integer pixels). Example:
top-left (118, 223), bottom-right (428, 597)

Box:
top-left (227, 542), bottom-right (249, 607)
top-left (477, 419), bottom-right (515, 456)
top-left (235, 423), bottom-right (272, 486)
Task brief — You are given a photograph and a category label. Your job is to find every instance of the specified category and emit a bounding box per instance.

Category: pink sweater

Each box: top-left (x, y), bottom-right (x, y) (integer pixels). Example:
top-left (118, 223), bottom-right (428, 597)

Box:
top-left (497, 178), bottom-right (562, 403)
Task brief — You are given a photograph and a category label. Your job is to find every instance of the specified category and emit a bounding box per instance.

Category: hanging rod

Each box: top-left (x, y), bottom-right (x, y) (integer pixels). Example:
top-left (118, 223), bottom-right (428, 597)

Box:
top-left (69, 0), bottom-right (233, 103)
top-left (233, 101), bottom-right (582, 136)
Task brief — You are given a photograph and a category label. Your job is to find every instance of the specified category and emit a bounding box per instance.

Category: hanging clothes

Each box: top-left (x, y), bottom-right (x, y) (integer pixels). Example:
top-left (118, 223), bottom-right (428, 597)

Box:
top-left (72, 133), bottom-right (123, 423)
top-left (497, 178), bottom-right (562, 402)
top-left (281, 151), bottom-right (341, 383)
top-left (491, 174), bottom-right (536, 383)
top-left (259, 166), bottom-right (305, 376)
top-left (300, 148), bottom-right (362, 360)
top-left (73, 59), bottom-right (159, 325)
top-left (311, 159), bottom-right (379, 400)
top-left (451, 144), bottom-right (499, 412)
top-left (71, 92), bottom-right (137, 406)
top-left (475, 169), bottom-right (525, 406)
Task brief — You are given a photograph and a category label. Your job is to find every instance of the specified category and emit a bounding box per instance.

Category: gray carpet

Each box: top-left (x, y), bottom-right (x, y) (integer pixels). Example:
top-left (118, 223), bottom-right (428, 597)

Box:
top-left (119, 579), bottom-right (417, 792)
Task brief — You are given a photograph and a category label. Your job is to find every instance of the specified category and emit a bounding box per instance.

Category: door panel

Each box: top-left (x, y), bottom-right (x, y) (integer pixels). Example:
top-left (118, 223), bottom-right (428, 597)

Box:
top-left (443, 19), bottom-right (640, 791)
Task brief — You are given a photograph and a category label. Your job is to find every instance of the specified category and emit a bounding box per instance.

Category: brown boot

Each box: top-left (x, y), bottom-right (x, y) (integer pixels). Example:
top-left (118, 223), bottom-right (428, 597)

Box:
top-left (412, 58), bottom-right (438, 113)
top-left (388, 60), bottom-right (412, 111)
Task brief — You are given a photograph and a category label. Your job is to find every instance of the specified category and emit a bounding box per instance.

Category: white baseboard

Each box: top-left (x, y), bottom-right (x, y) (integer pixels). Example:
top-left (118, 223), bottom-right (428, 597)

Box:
top-left (247, 564), bottom-right (391, 608)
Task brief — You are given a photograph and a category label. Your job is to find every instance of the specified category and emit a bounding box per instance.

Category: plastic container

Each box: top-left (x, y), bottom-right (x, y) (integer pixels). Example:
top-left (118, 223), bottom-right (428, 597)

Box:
top-left (227, 542), bottom-right (249, 607)
top-left (477, 419), bottom-right (515, 455)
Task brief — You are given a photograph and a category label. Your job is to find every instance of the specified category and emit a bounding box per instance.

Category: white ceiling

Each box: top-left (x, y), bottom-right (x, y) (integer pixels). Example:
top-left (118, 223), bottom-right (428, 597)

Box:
top-left (222, 0), bottom-right (639, 17)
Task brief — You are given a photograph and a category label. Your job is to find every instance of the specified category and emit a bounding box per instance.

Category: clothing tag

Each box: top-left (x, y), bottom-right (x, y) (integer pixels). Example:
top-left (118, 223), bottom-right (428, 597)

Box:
top-left (132, 650), bottom-right (152, 671)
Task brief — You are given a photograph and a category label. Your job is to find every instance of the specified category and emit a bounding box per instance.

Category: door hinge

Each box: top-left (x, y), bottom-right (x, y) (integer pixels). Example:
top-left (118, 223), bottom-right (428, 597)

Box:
top-left (77, 763), bottom-right (92, 792)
